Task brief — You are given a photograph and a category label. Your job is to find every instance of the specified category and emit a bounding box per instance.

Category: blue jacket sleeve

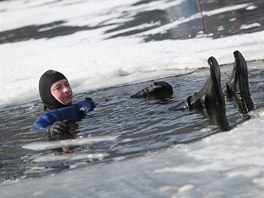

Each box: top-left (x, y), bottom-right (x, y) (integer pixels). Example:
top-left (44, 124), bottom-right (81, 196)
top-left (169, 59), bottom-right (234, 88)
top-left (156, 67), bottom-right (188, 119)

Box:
top-left (33, 104), bottom-right (82, 131)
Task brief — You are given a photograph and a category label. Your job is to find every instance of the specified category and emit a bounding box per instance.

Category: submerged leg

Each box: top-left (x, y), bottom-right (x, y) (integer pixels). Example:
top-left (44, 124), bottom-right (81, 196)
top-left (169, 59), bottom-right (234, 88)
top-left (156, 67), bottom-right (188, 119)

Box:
top-left (225, 50), bottom-right (254, 114)
top-left (186, 57), bottom-right (229, 130)
top-left (202, 103), bottom-right (230, 131)
top-left (187, 56), bottom-right (225, 109)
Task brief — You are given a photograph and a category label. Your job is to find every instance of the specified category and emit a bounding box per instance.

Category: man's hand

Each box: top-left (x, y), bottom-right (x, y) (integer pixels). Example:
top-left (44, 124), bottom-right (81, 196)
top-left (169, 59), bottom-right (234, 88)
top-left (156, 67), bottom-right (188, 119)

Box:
top-left (46, 120), bottom-right (70, 140)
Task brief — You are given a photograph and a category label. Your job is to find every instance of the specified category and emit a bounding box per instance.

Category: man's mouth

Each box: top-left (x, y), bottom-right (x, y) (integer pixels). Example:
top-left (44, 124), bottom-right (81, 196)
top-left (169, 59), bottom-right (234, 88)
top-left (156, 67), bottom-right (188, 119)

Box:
top-left (63, 95), bottom-right (72, 102)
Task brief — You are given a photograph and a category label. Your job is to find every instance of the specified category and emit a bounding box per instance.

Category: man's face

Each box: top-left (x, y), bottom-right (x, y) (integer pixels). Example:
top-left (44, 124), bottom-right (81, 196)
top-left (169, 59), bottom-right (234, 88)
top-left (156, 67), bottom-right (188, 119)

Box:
top-left (50, 79), bottom-right (73, 105)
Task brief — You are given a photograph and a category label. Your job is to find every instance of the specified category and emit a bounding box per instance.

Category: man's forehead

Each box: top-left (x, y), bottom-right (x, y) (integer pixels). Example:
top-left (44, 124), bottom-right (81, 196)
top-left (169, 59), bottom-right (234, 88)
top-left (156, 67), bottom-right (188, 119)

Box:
top-left (51, 79), bottom-right (68, 87)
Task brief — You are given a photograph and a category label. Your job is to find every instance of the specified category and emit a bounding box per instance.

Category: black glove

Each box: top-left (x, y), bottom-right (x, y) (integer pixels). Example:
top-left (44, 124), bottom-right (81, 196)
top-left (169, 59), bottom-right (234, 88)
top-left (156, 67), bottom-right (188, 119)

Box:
top-left (76, 97), bottom-right (97, 117)
top-left (46, 120), bottom-right (71, 141)
top-left (131, 81), bottom-right (173, 99)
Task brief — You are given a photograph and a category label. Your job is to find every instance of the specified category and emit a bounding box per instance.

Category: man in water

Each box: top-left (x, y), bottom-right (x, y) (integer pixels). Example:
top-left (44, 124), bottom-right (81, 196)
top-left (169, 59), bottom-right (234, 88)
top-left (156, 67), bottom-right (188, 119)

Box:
top-left (33, 70), bottom-right (96, 140)
top-left (33, 50), bottom-right (253, 139)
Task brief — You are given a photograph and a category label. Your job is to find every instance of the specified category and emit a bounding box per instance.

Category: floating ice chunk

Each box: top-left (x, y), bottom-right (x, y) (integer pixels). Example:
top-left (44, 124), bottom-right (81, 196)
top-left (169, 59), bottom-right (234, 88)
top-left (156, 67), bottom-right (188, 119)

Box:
top-left (252, 177), bottom-right (264, 188)
top-left (178, 184), bottom-right (194, 192)
top-left (217, 26), bottom-right (224, 31)
top-left (23, 136), bottom-right (118, 151)
top-left (240, 23), bottom-right (261, 30)
top-left (33, 153), bottom-right (107, 163)
top-left (246, 5), bottom-right (257, 10)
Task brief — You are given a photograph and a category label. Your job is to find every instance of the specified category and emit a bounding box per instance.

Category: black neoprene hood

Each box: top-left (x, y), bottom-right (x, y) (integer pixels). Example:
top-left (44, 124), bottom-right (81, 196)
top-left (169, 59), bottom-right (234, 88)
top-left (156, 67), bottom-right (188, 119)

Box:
top-left (39, 70), bottom-right (67, 110)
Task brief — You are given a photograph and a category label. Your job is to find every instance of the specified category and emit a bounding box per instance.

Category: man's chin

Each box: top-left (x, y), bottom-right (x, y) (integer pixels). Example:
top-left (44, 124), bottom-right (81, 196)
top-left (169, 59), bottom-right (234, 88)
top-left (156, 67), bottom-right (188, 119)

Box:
top-left (62, 99), bottom-right (72, 106)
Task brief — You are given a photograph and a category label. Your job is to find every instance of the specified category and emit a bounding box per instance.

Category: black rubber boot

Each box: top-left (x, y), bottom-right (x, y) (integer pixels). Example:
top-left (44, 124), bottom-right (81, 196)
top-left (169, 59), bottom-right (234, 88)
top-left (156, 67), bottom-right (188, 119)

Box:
top-left (225, 50), bottom-right (254, 114)
top-left (184, 57), bottom-right (230, 130)
top-left (202, 103), bottom-right (230, 131)
top-left (131, 81), bottom-right (173, 100)
top-left (187, 57), bottom-right (225, 110)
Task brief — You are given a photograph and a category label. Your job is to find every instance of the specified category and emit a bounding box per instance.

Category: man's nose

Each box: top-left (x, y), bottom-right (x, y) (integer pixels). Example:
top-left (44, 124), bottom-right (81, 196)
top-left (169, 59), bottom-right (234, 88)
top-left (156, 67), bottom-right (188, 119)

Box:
top-left (62, 86), bottom-right (70, 92)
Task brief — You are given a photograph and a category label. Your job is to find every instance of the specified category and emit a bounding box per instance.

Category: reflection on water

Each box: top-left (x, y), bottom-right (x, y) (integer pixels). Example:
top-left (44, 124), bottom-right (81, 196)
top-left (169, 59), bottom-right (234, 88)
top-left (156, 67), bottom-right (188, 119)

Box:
top-left (141, 0), bottom-right (264, 41)
top-left (0, 63), bottom-right (263, 184)
top-left (105, 0), bottom-right (264, 41)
